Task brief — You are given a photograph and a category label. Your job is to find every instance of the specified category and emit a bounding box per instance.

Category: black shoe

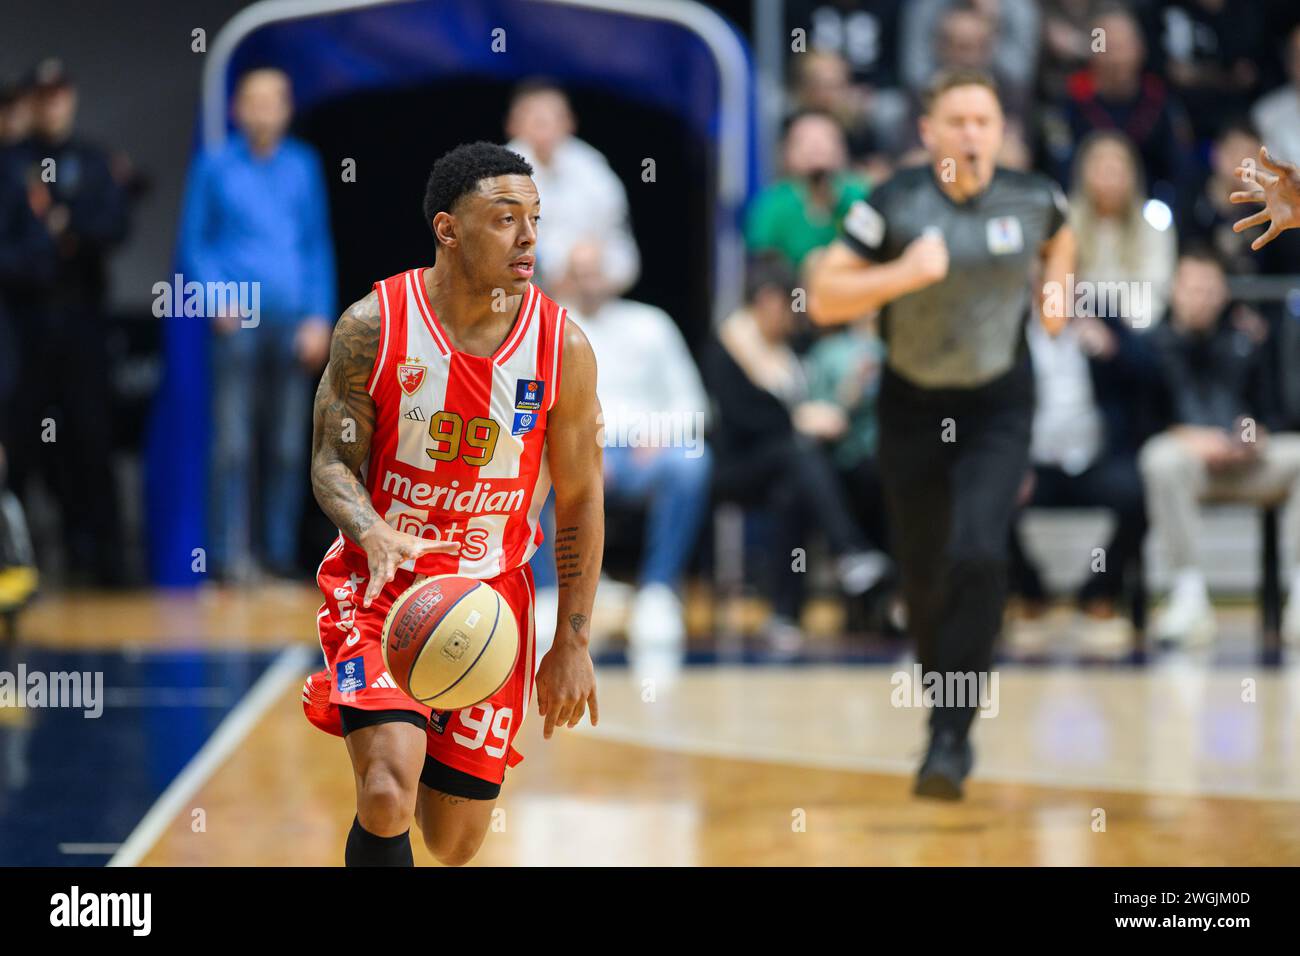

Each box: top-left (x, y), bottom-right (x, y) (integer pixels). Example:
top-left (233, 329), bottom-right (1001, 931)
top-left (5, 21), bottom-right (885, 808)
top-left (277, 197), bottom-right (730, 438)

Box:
top-left (913, 728), bottom-right (973, 801)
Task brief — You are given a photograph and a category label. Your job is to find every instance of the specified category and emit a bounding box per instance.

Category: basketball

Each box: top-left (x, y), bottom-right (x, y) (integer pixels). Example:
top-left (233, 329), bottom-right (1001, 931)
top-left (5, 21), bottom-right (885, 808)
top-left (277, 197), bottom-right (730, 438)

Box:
top-left (380, 574), bottom-right (519, 710)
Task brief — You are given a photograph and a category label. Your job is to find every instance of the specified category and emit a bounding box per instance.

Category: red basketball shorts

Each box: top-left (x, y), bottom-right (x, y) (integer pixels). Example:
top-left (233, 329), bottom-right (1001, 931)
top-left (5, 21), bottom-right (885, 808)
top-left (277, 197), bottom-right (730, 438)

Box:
top-left (315, 541), bottom-right (537, 785)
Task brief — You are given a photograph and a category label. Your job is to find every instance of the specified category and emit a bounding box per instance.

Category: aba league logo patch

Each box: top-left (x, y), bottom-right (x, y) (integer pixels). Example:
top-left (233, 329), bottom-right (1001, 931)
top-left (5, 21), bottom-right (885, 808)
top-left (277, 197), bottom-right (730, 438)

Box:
top-left (515, 378), bottom-right (544, 410)
top-left (397, 362), bottom-right (427, 396)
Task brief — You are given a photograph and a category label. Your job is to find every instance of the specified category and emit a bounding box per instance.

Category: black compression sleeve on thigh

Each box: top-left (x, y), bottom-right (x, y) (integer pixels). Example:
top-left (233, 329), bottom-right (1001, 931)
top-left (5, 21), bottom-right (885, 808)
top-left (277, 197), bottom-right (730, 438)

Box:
top-left (345, 815), bottom-right (414, 867)
top-left (420, 755), bottom-right (502, 800)
top-left (339, 705), bottom-right (427, 737)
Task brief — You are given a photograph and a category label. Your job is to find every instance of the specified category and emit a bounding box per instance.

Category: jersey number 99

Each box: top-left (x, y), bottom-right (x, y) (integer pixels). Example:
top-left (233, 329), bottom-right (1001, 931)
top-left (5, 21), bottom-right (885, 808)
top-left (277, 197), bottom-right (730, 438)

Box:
top-left (426, 411), bottom-right (500, 466)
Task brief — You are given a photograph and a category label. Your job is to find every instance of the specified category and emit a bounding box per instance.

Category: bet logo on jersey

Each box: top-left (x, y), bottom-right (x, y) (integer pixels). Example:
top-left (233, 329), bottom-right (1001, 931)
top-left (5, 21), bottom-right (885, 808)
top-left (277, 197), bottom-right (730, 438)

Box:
top-left (514, 378), bottom-right (544, 410)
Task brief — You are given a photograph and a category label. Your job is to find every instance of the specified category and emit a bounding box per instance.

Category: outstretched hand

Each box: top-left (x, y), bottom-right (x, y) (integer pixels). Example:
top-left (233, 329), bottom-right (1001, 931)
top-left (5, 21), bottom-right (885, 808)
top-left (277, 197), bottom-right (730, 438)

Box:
top-left (1231, 146), bottom-right (1300, 250)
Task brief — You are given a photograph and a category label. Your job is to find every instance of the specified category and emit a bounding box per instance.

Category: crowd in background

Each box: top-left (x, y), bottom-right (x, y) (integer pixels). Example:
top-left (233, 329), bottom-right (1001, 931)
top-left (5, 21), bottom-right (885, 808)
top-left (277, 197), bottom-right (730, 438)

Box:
top-left (3, 1), bottom-right (1300, 658)
top-left (734, 0), bottom-right (1300, 653)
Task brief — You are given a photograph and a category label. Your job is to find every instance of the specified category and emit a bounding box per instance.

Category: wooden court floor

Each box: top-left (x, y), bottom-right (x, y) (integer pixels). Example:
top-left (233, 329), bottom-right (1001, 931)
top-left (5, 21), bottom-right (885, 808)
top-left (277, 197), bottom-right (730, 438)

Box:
top-left (14, 588), bottom-right (1300, 866)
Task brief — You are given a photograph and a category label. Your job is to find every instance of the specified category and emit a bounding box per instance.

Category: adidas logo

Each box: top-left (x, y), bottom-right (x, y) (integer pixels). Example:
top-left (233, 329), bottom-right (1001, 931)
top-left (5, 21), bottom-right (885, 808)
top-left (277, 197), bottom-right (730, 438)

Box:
top-left (404, 406), bottom-right (426, 422)
top-left (370, 672), bottom-right (398, 689)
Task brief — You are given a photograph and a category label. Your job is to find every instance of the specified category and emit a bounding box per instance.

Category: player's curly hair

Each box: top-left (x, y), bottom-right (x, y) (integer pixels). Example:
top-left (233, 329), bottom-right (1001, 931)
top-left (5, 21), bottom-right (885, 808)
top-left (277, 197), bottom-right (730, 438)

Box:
top-left (422, 141), bottom-right (534, 250)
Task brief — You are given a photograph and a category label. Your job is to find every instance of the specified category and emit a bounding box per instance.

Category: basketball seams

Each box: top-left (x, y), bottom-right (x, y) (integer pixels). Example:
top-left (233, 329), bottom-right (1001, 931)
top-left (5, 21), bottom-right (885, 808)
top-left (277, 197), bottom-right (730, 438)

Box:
top-left (383, 575), bottom-right (476, 695)
top-left (420, 587), bottom-right (508, 705)
top-left (400, 579), bottom-right (484, 701)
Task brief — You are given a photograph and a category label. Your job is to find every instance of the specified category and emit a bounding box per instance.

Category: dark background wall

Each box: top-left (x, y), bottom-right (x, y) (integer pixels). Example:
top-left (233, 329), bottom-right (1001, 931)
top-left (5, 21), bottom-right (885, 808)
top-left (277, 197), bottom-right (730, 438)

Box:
top-left (302, 78), bottom-right (713, 349)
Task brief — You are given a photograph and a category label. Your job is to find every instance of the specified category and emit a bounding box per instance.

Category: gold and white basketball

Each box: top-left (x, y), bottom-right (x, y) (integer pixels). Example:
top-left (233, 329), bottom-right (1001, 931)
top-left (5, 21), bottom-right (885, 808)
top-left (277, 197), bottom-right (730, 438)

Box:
top-left (381, 574), bottom-right (519, 710)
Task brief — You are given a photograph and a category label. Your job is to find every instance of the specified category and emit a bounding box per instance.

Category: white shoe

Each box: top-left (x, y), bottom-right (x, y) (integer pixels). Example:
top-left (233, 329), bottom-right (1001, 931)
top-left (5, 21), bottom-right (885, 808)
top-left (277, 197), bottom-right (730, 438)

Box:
top-left (534, 586), bottom-right (559, 658)
top-left (1004, 599), bottom-right (1052, 655)
top-left (836, 550), bottom-right (892, 596)
top-left (627, 583), bottom-right (686, 651)
top-left (762, 614), bottom-right (804, 658)
top-left (596, 574), bottom-right (636, 608)
top-left (1152, 571), bottom-right (1216, 646)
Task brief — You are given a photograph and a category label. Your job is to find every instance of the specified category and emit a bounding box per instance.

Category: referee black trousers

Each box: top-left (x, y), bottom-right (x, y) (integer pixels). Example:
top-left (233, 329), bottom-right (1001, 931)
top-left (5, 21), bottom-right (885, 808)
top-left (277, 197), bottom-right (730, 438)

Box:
top-left (878, 360), bottom-right (1033, 738)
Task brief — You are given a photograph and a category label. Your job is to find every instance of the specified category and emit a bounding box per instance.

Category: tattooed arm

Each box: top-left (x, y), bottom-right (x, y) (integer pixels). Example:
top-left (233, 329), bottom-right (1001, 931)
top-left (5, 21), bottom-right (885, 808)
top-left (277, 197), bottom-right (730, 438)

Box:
top-left (311, 292), bottom-right (458, 607)
top-left (534, 320), bottom-right (603, 739)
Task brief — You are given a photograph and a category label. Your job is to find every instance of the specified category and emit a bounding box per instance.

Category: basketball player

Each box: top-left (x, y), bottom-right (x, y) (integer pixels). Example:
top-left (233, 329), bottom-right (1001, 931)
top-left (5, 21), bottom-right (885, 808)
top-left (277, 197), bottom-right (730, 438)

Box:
top-left (301, 142), bottom-right (603, 865)
top-left (806, 69), bottom-right (1075, 799)
top-left (1232, 146), bottom-right (1300, 249)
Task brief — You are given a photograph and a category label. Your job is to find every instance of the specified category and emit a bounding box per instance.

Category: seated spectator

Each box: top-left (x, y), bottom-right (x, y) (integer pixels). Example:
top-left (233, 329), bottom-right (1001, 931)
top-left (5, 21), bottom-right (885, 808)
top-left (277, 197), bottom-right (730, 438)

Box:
top-left (1251, 23), bottom-right (1300, 172)
top-left (784, 0), bottom-right (911, 160)
top-left (744, 110), bottom-right (870, 271)
top-left (1178, 118), bottom-right (1266, 275)
top-left (1007, 308), bottom-right (1166, 653)
top-left (504, 80), bottom-right (639, 294)
top-left (1139, 249), bottom-right (1300, 645)
top-left (1150, 0), bottom-right (1261, 142)
top-left (900, 0), bottom-right (1040, 124)
top-left (789, 52), bottom-right (887, 178)
top-left (1044, 4), bottom-right (1193, 207)
top-left (708, 255), bottom-right (889, 653)
top-left (1070, 130), bottom-right (1176, 329)
top-left (802, 317), bottom-right (890, 557)
top-left (535, 240), bottom-right (712, 663)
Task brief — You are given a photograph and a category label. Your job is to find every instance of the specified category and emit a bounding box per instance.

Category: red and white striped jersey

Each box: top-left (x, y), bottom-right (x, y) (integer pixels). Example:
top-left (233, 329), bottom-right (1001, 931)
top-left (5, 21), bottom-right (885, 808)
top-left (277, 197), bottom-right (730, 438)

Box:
top-left (326, 267), bottom-right (567, 580)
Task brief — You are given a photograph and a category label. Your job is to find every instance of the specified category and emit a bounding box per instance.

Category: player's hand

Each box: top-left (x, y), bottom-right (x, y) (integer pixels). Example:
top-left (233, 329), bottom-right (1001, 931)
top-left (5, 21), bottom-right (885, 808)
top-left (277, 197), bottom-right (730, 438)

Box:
top-left (357, 522), bottom-right (460, 608)
top-left (900, 229), bottom-right (949, 290)
top-left (1231, 146), bottom-right (1300, 250)
top-left (534, 636), bottom-right (598, 739)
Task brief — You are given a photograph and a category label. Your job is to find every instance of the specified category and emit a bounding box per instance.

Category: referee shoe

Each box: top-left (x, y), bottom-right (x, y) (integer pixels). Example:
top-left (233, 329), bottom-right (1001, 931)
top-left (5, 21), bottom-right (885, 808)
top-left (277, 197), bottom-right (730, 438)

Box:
top-left (914, 728), bottom-right (973, 801)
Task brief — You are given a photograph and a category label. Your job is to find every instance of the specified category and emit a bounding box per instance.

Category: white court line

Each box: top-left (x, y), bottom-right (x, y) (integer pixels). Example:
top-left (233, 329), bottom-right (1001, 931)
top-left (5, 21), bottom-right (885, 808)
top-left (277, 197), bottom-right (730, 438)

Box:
top-left (108, 645), bottom-right (313, 868)
top-left (59, 843), bottom-right (122, 855)
top-left (581, 720), bottom-right (1300, 805)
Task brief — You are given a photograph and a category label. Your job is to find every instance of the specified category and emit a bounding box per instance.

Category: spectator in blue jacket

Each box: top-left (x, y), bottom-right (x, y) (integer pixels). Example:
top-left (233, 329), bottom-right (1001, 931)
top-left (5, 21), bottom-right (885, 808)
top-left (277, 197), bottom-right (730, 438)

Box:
top-left (179, 68), bottom-right (336, 581)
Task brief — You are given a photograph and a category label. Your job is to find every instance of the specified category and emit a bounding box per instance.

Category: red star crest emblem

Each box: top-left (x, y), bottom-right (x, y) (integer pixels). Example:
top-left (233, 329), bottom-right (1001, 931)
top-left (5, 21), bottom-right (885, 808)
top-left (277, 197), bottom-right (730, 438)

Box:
top-left (397, 363), bottom-right (426, 396)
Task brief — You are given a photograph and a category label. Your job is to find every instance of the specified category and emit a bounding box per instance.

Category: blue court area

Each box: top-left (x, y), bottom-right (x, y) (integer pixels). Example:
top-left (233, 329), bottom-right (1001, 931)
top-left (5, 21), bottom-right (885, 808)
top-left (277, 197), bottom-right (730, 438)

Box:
top-left (0, 647), bottom-right (276, 866)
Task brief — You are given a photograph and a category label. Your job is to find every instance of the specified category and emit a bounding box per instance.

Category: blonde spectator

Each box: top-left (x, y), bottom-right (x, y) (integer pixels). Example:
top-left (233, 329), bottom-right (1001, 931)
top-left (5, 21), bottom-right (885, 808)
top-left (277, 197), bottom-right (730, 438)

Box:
top-left (1069, 131), bottom-right (1176, 330)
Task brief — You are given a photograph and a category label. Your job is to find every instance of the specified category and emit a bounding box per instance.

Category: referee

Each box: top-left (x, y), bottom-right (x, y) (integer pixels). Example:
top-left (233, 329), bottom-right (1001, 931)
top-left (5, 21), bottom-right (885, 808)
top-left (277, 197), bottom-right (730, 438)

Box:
top-left (807, 69), bottom-right (1075, 799)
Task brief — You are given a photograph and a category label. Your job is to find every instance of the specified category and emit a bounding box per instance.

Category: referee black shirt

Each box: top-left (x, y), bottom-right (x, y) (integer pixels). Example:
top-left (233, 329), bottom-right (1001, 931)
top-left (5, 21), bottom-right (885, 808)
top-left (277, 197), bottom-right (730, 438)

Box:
top-left (840, 165), bottom-right (1069, 390)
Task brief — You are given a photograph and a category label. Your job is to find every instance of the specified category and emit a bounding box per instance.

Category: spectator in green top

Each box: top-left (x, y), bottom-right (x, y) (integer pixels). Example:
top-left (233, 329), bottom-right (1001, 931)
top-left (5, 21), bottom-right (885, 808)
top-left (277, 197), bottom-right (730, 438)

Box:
top-left (744, 110), bottom-right (870, 270)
